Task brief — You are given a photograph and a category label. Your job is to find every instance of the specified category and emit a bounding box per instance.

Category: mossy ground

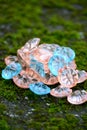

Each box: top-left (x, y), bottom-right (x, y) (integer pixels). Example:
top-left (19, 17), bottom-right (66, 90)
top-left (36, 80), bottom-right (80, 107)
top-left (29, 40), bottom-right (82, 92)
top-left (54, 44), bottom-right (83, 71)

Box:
top-left (0, 0), bottom-right (87, 130)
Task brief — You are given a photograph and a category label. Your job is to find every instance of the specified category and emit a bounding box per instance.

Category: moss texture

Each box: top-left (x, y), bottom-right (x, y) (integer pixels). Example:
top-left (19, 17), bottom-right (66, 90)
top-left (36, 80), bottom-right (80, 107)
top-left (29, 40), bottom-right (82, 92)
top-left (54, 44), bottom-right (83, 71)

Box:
top-left (0, 0), bottom-right (87, 130)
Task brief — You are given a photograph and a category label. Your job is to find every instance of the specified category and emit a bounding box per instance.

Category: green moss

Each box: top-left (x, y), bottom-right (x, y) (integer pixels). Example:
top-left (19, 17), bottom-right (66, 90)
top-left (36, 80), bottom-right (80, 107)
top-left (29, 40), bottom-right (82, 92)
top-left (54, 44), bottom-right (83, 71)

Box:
top-left (0, 103), bottom-right (7, 115)
top-left (81, 114), bottom-right (87, 128)
top-left (0, 119), bottom-right (10, 130)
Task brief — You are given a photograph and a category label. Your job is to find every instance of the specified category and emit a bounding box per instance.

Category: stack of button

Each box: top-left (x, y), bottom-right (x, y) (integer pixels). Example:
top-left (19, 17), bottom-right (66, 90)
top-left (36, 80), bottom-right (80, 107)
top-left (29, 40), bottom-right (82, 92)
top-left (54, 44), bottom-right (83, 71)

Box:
top-left (1, 38), bottom-right (87, 105)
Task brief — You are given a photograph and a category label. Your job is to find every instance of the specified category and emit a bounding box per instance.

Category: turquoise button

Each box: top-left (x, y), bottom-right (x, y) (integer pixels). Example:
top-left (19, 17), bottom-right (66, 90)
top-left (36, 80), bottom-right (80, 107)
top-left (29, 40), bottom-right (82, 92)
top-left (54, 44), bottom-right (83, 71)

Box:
top-left (2, 62), bottom-right (22, 79)
top-left (48, 55), bottom-right (66, 76)
top-left (30, 58), bottom-right (45, 77)
top-left (53, 47), bottom-right (75, 63)
top-left (29, 82), bottom-right (51, 95)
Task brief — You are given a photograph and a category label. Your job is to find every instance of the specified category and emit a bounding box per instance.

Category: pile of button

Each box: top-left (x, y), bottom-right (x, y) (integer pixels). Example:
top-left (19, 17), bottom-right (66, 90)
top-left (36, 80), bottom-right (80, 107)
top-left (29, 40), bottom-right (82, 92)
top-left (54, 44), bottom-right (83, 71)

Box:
top-left (1, 38), bottom-right (87, 105)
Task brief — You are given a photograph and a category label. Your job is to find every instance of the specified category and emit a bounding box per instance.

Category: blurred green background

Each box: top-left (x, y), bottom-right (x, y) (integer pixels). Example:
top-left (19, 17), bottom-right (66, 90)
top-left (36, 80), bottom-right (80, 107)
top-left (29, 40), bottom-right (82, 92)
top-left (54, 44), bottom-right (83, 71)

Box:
top-left (0, 0), bottom-right (87, 130)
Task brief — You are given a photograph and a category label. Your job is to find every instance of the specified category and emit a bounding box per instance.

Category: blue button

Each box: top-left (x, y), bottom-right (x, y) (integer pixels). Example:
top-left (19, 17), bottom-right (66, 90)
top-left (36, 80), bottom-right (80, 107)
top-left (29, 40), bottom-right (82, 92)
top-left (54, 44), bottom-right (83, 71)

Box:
top-left (30, 58), bottom-right (45, 77)
top-left (48, 55), bottom-right (66, 76)
top-left (53, 47), bottom-right (75, 63)
top-left (2, 62), bottom-right (22, 79)
top-left (29, 82), bottom-right (51, 95)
